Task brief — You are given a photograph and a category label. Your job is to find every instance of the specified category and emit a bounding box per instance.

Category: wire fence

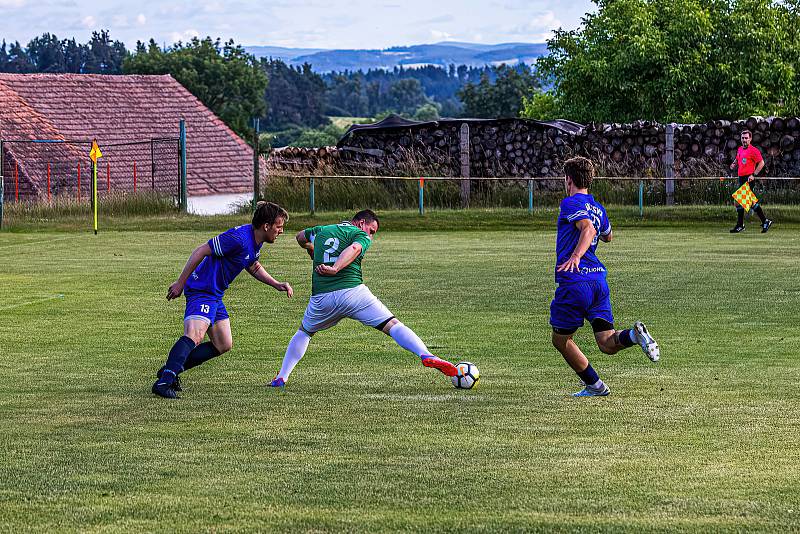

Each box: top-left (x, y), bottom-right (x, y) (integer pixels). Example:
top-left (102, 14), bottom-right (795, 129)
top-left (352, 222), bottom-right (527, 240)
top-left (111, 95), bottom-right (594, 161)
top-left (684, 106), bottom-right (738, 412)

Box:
top-left (261, 174), bottom-right (800, 214)
top-left (0, 138), bottom-right (181, 203)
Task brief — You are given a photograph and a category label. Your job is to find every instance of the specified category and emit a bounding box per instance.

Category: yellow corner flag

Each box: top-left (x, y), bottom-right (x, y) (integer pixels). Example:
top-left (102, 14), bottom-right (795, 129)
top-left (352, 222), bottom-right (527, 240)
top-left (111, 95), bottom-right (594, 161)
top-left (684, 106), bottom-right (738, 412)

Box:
top-left (90, 140), bottom-right (102, 234)
top-left (89, 140), bottom-right (103, 163)
top-left (732, 182), bottom-right (759, 212)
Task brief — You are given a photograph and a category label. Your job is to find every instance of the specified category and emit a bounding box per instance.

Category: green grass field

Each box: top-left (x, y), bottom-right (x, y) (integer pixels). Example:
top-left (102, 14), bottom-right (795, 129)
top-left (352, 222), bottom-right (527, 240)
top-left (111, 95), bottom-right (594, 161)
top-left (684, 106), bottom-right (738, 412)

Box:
top-left (1, 214), bottom-right (799, 532)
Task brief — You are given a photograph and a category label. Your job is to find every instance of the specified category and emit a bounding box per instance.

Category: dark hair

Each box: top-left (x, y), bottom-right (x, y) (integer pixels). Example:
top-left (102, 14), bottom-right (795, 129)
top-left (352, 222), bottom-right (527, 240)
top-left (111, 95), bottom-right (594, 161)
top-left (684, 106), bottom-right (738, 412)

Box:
top-left (252, 201), bottom-right (288, 228)
top-left (741, 129), bottom-right (752, 137)
top-left (564, 156), bottom-right (595, 189)
top-left (352, 209), bottom-right (379, 228)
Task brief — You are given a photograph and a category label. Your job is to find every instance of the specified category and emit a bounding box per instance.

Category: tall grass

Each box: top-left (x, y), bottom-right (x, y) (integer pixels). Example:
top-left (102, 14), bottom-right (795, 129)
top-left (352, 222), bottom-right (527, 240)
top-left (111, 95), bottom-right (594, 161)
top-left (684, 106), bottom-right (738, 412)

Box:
top-left (4, 192), bottom-right (178, 223)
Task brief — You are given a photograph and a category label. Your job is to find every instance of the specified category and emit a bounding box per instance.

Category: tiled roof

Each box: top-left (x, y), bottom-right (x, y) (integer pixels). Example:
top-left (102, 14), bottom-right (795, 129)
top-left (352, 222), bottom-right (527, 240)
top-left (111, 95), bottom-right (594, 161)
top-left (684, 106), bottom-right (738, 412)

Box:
top-left (0, 74), bottom-right (258, 197)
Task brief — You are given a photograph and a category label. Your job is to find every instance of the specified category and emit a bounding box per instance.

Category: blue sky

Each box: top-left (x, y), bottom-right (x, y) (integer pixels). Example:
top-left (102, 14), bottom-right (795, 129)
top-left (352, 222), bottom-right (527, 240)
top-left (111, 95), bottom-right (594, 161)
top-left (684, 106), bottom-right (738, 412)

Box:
top-left (0, 0), bottom-right (595, 49)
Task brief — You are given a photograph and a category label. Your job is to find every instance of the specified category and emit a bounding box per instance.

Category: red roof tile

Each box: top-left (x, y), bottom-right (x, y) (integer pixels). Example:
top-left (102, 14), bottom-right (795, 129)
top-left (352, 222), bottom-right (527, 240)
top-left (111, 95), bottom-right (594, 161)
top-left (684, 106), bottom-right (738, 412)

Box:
top-left (0, 74), bottom-right (258, 198)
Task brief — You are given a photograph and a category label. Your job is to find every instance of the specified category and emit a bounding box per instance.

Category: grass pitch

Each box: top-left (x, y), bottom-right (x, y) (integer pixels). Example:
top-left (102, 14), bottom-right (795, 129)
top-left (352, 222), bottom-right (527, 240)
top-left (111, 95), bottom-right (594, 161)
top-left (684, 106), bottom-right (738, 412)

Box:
top-left (1, 215), bottom-right (799, 532)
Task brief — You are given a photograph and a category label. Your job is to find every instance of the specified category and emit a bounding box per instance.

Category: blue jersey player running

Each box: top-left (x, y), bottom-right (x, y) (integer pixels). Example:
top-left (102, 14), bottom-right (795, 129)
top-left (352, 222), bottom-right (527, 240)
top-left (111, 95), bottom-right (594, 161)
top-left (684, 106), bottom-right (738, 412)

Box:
top-left (152, 201), bottom-right (294, 399)
top-left (550, 157), bottom-right (660, 397)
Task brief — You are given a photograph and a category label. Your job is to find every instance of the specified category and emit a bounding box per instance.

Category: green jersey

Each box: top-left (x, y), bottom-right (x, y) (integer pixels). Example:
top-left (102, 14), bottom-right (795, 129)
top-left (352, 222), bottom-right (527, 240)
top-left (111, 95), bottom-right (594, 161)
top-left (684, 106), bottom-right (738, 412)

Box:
top-left (305, 221), bottom-right (373, 295)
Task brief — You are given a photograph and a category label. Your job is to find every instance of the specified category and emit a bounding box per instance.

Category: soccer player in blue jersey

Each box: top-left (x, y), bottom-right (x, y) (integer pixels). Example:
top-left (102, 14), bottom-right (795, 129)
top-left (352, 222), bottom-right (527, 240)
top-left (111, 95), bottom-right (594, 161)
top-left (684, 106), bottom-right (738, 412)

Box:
top-left (550, 157), bottom-right (660, 397)
top-left (152, 201), bottom-right (294, 399)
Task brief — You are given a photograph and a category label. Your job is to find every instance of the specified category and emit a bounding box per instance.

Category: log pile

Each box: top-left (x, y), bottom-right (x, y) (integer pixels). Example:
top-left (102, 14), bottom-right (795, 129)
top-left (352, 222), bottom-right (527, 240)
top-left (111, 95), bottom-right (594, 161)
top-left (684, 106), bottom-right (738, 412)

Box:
top-left (265, 117), bottom-right (800, 178)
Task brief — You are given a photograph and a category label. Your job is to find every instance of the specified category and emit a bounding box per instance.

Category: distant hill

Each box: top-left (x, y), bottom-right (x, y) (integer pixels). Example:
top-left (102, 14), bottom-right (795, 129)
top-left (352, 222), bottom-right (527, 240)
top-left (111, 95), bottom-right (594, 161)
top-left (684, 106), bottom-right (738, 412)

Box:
top-left (245, 41), bottom-right (548, 72)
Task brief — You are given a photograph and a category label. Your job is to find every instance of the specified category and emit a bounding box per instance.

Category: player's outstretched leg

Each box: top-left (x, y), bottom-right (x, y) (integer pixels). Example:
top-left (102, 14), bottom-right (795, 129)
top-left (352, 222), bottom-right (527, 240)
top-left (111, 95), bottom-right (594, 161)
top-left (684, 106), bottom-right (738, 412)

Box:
top-left (553, 332), bottom-right (610, 397)
top-left (270, 330), bottom-right (312, 388)
top-left (384, 320), bottom-right (457, 377)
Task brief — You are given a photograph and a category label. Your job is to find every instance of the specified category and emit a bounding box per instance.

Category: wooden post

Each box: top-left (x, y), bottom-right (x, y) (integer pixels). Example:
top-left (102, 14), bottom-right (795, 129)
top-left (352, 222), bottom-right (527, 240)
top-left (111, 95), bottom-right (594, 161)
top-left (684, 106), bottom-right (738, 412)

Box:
top-left (77, 162), bottom-right (81, 200)
top-left (15, 160), bottom-right (19, 201)
top-left (253, 118), bottom-right (260, 208)
top-left (133, 161), bottom-right (137, 192)
top-left (459, 123), bottom-right (470, 208)
top-left (106, 161), bottom-right (110, 192)
top-left (665, 123), bottom-right (675, 206)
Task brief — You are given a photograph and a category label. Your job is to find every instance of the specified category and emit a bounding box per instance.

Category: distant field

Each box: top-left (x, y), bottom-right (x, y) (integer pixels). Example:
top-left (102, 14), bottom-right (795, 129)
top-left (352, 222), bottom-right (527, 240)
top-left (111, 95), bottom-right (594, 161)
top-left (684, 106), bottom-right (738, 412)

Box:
top-left (329, 115), bottom-right (372, 129)
top-left (1, 221), bottom-right (799, 531)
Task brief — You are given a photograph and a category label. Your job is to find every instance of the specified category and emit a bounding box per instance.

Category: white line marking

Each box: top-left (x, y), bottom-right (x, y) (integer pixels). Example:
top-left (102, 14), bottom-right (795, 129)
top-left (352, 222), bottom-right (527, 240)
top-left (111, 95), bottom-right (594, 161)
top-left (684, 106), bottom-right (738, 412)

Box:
top-left (0, 294), bottom-right (65, 310)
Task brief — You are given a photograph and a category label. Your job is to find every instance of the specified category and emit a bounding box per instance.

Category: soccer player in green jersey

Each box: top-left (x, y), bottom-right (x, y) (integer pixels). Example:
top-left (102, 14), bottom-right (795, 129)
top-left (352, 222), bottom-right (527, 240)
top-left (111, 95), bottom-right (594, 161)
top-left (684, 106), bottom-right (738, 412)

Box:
top-left (268, 209), bottom-right (458, 387)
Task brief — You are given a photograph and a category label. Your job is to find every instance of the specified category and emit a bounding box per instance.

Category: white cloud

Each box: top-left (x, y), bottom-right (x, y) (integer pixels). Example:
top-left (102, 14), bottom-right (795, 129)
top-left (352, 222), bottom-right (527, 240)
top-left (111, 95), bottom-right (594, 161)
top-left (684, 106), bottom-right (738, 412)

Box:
top-left (429, 29), bottom-right (453, 41)
top-left (81, 15), bottom-right (96, 28)
top-left (169, 29), bottom-right (200, 44)
top-left (513, 10), bottom-right (562, 41)
top-left (0, 0), bottom-right (26, 7)
top-left (136, 13), bottom-right (146, 25)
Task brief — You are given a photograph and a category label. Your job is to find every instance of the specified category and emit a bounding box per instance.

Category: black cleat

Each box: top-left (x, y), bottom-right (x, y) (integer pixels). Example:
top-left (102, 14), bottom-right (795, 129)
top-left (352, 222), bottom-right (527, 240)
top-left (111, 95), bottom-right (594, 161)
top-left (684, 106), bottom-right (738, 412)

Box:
top-left (729, 225), bottom-right (745, 233)
top-left (152, 379), bottom-right (178, 399)
top-left (761, 219), bottom-right (773, 233)
top-left (157, 367), bottom-right (182, 391)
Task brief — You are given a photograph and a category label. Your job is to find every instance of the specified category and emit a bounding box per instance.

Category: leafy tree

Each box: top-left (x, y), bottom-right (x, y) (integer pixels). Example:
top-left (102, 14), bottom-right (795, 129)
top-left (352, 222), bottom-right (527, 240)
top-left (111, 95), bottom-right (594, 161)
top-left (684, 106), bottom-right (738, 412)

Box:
top-left (83, 30), bottom-right (127, 74)
top-left (124, 37), bottom-right (267, 138)
top-left (458, 64), bottom-right (538, 118)
top-left (261, 59), bottom-right (328, 129)
top-left (530, 0), bottom-right (800, 122)
top-left (413, 102), bottom-right (441, 121)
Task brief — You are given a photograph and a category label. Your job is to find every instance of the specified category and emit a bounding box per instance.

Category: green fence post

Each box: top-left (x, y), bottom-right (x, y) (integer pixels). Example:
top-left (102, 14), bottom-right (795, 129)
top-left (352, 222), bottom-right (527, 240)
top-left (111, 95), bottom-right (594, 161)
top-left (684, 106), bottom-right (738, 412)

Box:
top-left (179, 119), bottom-right (187, 212)
top-left (639, 180), bottom-right (644, 217)
top-left (418, 178), bottom-right (424, 215)
top-left (309, 176), bottom-right (315, 215)
top-left (528, 179), bottom-right (533, 215)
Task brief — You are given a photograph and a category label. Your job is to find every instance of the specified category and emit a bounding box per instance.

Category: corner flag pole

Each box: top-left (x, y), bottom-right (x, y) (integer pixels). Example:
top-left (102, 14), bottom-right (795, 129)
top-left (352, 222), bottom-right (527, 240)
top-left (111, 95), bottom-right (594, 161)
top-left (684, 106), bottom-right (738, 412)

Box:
top-left (90, 140), bottom-right (102, 235)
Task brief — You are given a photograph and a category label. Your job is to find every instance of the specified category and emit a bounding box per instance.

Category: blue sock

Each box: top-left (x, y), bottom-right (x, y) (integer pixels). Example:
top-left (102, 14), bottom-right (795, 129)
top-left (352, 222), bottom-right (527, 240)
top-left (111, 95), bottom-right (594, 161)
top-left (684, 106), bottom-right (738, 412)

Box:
top-left (183, 342), bottom-right (221, 371)
top-left (618, 329), bottom-right (636, 348)
top-left (163, 336), bottom-right (196, 382)
top-left (577, 364), bottom-right (601, 387)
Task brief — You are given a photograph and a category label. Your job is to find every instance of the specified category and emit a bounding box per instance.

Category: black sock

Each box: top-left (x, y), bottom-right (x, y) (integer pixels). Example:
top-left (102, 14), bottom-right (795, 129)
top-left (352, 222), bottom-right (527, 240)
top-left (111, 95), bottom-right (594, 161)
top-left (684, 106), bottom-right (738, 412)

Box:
top-left (754, 206), bottom-right (767, 223)
top-left (183, 342), bottom-right (222, 371)
top-left (617, 329), bottom-right (636, 348)
top-left (163, 336), bottom-right (196, 381)
top-left (577, 364), bottom-right (601, 387)
top-left (736, 208), bottom-right (744, 227)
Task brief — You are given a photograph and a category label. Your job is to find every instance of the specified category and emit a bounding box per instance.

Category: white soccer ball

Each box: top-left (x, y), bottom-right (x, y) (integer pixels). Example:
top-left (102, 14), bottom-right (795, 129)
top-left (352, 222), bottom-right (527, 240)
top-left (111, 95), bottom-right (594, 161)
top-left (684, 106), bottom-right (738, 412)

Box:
top-left (452, 361), bottom-right (480, 389)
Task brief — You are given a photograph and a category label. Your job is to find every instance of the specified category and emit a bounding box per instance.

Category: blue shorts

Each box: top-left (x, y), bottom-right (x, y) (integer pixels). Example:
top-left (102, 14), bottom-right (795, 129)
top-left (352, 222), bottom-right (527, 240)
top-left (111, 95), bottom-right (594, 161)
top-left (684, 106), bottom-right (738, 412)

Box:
top-left (550, 280), bottom-right (614, 332)
top-left (184, 289), bottom-right (229, 326)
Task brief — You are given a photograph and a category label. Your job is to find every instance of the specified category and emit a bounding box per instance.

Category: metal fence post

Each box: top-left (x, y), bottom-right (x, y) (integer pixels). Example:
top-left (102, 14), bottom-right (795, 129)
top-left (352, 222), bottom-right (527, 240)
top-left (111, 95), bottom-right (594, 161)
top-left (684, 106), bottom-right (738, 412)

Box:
top-left (179, 119), bottom-right (187, 212)
top-left (459, 124), bottom-right (470, 208)
top-left (665, 123), bottom-right (675, 206)
top-left (0, 140), bottom-right (4, 230)
top-left (253, 118), bottom-right (260, 209)
top-left (419, 178), bottom-right (424, 215)
top-left (309, 176), bottom-right (315, 215)
top-left (639, 180), bottom-right (644, 217)
top-left (528, 179), bottom-right (533, 215)
top-left (150, 139), bottom-right (156, 190)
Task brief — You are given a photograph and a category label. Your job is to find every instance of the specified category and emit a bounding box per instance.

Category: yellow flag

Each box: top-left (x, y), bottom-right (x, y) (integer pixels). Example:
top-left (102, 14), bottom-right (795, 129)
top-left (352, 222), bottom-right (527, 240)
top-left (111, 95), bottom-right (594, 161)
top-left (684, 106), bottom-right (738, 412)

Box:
top-left (89, 140), bottom-right (103, 164)
top-left (732, 182), bottom-right (758, 212)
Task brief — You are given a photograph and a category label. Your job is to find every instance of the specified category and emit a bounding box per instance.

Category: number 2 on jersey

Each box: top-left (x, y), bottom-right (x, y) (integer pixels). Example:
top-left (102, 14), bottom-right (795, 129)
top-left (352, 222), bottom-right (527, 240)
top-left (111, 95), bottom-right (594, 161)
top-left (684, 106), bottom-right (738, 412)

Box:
top-left (323, 237), bottom-right (340, 263)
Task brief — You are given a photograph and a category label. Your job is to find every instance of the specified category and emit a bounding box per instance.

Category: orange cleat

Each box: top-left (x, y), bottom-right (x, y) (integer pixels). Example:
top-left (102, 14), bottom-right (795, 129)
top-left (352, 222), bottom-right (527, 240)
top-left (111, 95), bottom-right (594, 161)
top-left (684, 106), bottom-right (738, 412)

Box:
top-left (421, 355), bottom-right (458, 377)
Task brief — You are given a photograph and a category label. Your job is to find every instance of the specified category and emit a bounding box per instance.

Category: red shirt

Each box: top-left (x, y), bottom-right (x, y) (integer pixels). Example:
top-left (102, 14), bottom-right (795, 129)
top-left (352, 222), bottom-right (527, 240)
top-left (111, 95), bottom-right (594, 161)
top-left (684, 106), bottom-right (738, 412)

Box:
top-left (736, 145), bottom-right (763, 177)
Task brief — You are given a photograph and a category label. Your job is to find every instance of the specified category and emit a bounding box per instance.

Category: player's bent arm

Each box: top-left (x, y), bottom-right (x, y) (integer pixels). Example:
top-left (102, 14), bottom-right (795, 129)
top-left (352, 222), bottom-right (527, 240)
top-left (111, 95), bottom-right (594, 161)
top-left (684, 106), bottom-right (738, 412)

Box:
top-left (571, 219), bottom-right (597, 258)
top-left (296, 230), bottom-right (314, 259)
top-left (167, 243), bottom-right (212, 299)
top-left (316, 242), bottom-right (362, 276)
top-left (247, 261), bottom-right (293, 297)
top-left (754, 160), bottom-right (765, 176)
top-left (600, 230), bottom-right (613, 243)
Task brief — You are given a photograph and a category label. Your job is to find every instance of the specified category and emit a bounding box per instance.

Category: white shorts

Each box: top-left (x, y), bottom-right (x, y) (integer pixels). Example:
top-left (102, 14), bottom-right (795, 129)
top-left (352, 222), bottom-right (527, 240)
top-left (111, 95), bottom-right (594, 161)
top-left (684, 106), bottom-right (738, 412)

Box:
top-left (301, 284), bottom-right (394, 334)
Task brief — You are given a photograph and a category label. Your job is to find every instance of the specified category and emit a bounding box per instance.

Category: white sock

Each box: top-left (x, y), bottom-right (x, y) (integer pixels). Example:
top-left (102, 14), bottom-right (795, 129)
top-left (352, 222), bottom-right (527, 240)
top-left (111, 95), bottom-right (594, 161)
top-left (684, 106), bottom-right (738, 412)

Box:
top-left (388, 322), bottom-right (430, 358)
top-left (278, 330), bottom-right (311, 381)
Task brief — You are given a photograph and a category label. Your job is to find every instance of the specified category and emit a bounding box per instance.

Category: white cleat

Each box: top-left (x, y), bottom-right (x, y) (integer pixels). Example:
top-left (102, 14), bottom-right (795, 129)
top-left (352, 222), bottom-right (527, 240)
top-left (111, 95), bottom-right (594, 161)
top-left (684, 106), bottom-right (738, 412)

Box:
top-left (633, 321), bottom-right (660, 362)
